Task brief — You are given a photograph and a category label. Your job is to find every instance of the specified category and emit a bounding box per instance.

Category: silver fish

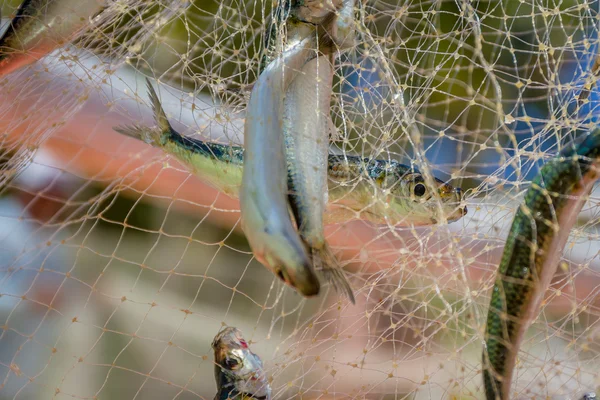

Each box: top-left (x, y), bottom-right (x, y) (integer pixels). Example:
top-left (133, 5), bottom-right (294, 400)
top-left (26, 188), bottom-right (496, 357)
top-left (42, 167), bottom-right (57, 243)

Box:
top-left (240, 23), bottom-right (337, 298)
top-left (212, 327), bottom-right (271, 400)
top-left (283, 50), bottom-right (353, 302)
top-left (281, 0), bottom-right (358, 302)
top-left (0, 0), bottom-right (105, 76)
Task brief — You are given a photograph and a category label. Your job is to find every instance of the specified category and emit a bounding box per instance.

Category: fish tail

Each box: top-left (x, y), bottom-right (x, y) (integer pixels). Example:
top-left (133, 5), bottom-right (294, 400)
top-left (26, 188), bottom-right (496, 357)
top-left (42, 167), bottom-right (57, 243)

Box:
top-left (113, 124), bottom-right (163, 145)
top-left (312, 243), bottom-right (355, 304)
top-left (113, 78), bottom-right (173, 146)
top-left (144, 78), bottom-right (173, 134)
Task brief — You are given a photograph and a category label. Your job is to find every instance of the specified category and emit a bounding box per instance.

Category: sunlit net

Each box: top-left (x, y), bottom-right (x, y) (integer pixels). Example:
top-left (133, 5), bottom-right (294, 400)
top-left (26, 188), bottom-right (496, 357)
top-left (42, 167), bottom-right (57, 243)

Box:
top-left (1, 0), bottom-right (600, 399)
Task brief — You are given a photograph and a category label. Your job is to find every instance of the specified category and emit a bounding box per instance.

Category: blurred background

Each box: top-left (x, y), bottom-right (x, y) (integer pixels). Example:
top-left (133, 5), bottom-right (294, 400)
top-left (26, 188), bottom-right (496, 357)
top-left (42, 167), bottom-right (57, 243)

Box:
top-left (1, 0), bottom-right (600, 398)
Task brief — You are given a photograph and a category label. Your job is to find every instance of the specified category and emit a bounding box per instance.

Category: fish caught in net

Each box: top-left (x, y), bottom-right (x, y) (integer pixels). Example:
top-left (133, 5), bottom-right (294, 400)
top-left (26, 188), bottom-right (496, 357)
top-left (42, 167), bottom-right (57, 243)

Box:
top-left (1, 0), bottom-right (600, 399)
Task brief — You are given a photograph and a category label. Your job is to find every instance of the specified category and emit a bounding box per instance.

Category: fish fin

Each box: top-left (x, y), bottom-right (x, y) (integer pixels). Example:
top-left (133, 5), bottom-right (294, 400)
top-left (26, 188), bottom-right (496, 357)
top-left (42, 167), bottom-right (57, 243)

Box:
top-left (312, 244), bottom-right (355, 304)
top-left (145, 78), bottom-right (173, 134)
top-left (113, 124), bottom-right (163, 146)
top-left (113, 79), bottom-right (174, 145)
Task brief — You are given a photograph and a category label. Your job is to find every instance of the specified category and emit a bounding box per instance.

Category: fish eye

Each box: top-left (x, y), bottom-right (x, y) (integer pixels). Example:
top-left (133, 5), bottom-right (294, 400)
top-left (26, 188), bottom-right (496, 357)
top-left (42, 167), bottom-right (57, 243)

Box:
top-left (413, 183), bottom-right (426, 197)
top-left (225, 356), bottom-right (240, 369)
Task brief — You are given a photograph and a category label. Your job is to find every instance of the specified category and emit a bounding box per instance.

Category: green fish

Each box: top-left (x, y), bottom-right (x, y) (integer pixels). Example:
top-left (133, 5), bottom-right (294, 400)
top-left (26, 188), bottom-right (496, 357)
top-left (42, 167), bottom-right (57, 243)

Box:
top-left (483, 129), bottom-right (600, 400)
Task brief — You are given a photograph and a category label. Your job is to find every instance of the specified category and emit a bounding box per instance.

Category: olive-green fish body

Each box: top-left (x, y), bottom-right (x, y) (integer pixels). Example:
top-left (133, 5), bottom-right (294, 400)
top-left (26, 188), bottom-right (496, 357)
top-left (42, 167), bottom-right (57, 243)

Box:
top-left (0, 0), bottom-right (105, 76)
top-left (116, 119), bottom-right (466, 228)
top-left (161, 133), bottom-right (244, 198)
top-left (116, 114), bottom-right (467, 226)
top-left (483, 130), bottom-right (600, 400)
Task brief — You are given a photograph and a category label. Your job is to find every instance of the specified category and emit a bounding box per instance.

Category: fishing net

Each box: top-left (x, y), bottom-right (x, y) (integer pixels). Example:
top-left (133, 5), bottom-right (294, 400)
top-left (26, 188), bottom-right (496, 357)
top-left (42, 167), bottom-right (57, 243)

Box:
top-left (1, 0), bottom-right (599, 398)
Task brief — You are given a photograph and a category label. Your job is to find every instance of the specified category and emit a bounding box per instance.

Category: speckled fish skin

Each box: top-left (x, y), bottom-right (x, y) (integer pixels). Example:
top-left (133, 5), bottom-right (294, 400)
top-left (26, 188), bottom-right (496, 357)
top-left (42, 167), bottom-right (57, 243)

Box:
top-left (483, 130), bottom-right (600, 400)
top-left (0, 0), bottom-right (105, 76)
top-left (212, 327), bottom-right (271, 400)
top-left (327, 154), bottom-right (466, 225)
top-left (114, 101), bottom-right (467, 228)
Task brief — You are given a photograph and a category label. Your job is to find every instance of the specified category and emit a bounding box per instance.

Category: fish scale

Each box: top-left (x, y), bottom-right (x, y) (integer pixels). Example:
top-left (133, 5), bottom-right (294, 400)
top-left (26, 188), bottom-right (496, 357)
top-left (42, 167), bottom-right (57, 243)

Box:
top-left (483, 129), bottom-right (600, 400)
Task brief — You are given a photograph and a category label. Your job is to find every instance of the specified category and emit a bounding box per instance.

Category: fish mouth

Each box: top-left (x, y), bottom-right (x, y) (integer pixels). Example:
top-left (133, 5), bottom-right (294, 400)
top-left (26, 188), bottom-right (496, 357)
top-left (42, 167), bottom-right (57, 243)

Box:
top-left (437, 186), bottom-right (468, 222)
top-left (274, 266), bottom-right (320, 297)
top-left (450, 187), bottom-right (468, 218)
top-left (447, 205), bottom-right (468, 222)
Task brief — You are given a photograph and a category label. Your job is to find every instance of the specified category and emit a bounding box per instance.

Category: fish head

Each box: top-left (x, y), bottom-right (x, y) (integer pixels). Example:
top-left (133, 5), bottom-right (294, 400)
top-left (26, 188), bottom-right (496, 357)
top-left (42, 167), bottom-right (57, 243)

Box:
top-left (263, 252), bottom-right (321, 298)
top-left (376, 164), bottom-right (467, 225)
top-left (240, 198), bottom-right (320, 298)
top-left (212, 327), bottom-right (271, 397)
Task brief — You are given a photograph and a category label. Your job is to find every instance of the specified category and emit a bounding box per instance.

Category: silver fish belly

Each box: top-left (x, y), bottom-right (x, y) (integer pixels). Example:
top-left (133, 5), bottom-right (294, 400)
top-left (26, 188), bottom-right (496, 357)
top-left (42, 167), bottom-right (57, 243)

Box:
top-left (283, 52), bottom-right (355, 302)
top-left (240, 35), bottom-right (327, 297)
top-left (284, 55), bottom-right (332, 249)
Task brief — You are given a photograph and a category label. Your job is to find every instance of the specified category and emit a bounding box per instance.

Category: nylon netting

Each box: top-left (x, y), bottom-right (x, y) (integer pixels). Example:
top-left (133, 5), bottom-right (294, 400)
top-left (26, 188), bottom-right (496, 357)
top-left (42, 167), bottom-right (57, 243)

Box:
top-left (1, 0), bottom-right (600, 399)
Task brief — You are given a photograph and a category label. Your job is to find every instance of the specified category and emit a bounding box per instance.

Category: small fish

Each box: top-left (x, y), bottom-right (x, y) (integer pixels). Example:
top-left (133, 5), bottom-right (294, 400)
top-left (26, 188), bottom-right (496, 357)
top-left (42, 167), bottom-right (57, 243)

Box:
top-left (114, 81), bottom-right (467, 227)
top-left (283, 43), bottom-right (352, 302)
top-left (240, 18), bottom-right (338, 298)
top-left (267, 0), bottom-right (357, 302)
top-left (0, 0), bottom-right (105, 76)
top-left (482, 129), bottom-right (600, 400)
top-left (212, 327), bottom-right (271, 400)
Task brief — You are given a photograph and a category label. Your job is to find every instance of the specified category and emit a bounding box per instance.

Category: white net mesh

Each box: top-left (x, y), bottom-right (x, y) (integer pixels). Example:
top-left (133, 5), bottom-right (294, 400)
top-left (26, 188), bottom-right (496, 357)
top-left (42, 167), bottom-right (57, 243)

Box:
top-left (1, 0), bottom-right (600, 398)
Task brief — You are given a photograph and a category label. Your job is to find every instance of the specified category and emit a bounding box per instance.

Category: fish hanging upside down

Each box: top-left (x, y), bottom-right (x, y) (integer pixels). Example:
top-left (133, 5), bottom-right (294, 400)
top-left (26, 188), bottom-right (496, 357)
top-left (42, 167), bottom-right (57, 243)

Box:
top-left (239, 9), bottom-right (342, 299)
